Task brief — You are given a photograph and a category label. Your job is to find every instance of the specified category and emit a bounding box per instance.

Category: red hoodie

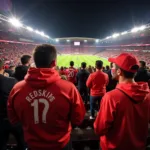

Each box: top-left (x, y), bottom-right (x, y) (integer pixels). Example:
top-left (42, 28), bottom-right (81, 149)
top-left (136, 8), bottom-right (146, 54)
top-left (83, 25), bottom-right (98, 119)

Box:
top-left (86, 70), bottom-right (109, 96)
top-left (94, 82), bottom-right (150, 150)
top-left (7, 68), bottom-right (85, 150)
top-left (66, 67), bottom-right (78, 84)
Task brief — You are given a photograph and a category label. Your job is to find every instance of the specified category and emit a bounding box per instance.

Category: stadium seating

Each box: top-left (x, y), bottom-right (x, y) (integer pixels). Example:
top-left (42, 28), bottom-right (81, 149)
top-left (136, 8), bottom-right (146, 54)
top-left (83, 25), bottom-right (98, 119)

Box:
top-left (1, 42), bottom-right (150, 68)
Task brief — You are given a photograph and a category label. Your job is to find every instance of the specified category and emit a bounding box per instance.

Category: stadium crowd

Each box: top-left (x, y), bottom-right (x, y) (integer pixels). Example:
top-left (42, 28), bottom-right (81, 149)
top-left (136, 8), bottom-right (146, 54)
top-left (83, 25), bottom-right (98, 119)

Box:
top-left (0, 43), bottom-right (150, 150)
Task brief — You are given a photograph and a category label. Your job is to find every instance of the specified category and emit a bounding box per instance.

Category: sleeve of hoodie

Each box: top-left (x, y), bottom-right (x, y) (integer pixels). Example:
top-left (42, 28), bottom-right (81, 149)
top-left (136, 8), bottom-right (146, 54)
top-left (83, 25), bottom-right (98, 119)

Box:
top-left (7, 87), bottom-right (20, 125)
top-left (94, 93), bottom-right (117, 136)
top-left (86, 74), bottom-right (92, 88)
top-left (70, 85), bottom-right (86, 125)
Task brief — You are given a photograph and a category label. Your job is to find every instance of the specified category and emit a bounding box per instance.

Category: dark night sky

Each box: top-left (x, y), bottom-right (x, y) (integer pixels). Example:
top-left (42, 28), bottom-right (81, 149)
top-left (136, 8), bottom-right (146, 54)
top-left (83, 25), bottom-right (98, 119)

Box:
top-left (6, 0), bottom-right (150, 38)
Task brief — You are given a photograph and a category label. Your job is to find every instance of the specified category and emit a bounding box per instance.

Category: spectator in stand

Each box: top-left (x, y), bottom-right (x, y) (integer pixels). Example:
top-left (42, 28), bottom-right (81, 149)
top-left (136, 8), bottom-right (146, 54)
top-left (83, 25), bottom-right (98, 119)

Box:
top-left (14, 55), bottom-right (31, 81)
top-left (67, 61), bottom-right (78, 84)
top-left (87, 65), bottom-right (93, 73)
top-left (102, 66), bottom-right (106, 72)
top-left (106, 63), bottom-right (118, 92)
top-left (0, 60), bottom-right (25, 150)
top-left (5, 65), bottom-right (15, 77)
top-left (135, 61), bottom-right (150, 82)
top-left (7, 44), bottom-right (85, 150)
top-left (86, 60), bottom-right (109, 119)
top-left (105, 65), bottom-right (110, 73)
top-left (59, 66), bottom-right (66, 76)
top-left (94, 53), bottom-right (150, 150)
top-left (76, 62), bottom-right (90, 104)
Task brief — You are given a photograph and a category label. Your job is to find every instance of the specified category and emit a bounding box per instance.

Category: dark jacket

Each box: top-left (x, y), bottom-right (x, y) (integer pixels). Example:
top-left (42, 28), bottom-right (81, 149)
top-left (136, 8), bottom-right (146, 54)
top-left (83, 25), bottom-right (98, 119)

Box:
top-left (76, 69), bottom-right (90, 89)
top-left (0, 74), bottom-right (17, 118)
top-left (5, 69), bottom-right (14, 77)
top-left (135, 68), bottom-right (150, 82)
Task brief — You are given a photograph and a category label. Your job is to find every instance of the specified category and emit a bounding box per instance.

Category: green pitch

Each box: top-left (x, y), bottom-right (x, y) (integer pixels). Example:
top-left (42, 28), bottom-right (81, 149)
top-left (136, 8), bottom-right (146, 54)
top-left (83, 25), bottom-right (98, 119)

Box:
top-left (57, 55), bottom-right (109, 68)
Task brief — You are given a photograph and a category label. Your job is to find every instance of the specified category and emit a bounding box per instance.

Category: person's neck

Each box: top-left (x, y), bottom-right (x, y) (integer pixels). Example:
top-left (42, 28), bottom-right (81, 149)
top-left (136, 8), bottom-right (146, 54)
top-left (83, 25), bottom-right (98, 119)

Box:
top-left (96, 69), bottom-right (102, 72)
top-left (119, 77), bottom-right (135, 84)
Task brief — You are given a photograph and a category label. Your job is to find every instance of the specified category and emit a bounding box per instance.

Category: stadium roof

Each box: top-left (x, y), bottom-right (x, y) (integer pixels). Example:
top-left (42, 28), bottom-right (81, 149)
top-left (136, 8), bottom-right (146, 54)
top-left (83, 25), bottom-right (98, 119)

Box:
top-left (54, 37), bottom-right (98, 42)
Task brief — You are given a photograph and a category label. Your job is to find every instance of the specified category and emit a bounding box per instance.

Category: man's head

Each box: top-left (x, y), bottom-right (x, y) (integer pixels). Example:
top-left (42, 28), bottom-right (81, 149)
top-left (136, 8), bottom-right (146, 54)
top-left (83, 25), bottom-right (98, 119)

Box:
top-left (108, 53), bottom-right (139, 81)
top-left (81, 62), bottom-right (86, 69)
top-left (106, 65), bottom-right (110, 71)
top-left (33, 44), bottom-right (57, 68)
top-left (95, 60), bottom-right (103, 70)
top-left (139, 61), bottom-right (146, 68)
top-left (70, 61), bottom-right (74, 67)
top-left (21, 55), bottom-right (31, 66)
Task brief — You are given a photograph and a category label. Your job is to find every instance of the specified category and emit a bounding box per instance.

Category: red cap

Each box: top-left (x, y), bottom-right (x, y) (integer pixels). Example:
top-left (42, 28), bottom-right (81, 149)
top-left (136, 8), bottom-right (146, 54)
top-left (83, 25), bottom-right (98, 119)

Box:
top-left (108, 53), bottom-right (139, 73)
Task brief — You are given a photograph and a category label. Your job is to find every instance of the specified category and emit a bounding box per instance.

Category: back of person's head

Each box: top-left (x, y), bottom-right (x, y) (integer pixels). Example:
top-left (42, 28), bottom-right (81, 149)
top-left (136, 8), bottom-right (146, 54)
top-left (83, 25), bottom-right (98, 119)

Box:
top-left (60, 66), bottom-right (64, 71)
top-left (103, 66), bottom-right (105, 70)
top-left (33, 44), bottom-right (57, 68)
top-left (14, 65), bottom-right (28, 81)
top-left (106, 65), bottom-right (110, 71)
top-left (81, 62), bottom-right (86, 69)
top-left (139, 61), bottom-right (146, 68)
top-left (70, 61), bottom-right (74, 67)
top-left (21, 55), bottom-right (31, 66)
top-left (96, 60), bottom-right (103, 70)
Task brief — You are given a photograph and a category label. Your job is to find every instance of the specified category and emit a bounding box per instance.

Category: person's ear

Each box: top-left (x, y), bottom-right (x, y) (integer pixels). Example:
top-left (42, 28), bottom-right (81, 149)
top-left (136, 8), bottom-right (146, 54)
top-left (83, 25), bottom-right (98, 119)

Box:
top-left (117, 68), bottom-right (122, 76)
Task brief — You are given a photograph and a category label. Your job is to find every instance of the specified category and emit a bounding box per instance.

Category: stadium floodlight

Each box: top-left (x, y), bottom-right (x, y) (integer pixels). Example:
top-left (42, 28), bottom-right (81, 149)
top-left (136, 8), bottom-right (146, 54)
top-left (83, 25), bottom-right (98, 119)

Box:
top-left (121, 31), bottom-right (128, 35)
top-left (45, 35), bottom-right (50, 39)
top-left (106, 36), bottom-right (111, 39)
top-left (112, 33), bottom-right (120, 38)
top-left (35, 30), bottom-right (40, 34)
top-left (67, 39), bottom-right (70, 42)
top-left (26, 26), bottom-right (33, 32)
top-left (55, 39), bottom-right (59, 42)
top-left (131, 27), bottom-right (139, 33)
top-left (40, 32), bottom-right (45, 36)
top-left (95, 39), bottom-right (99, 43)
top-left (139, 25), bottom-right (146, 31)
top-left (9, 17), bottom-right (22, 28)
top-left (84, 40), bottom-right (87, 42)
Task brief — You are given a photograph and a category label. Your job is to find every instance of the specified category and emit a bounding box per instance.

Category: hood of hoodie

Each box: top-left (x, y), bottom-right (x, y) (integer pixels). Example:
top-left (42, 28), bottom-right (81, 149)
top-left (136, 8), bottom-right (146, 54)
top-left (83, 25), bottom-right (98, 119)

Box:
top-left (116, 82), bottom-right (150, 102)
top-left (25, 68), bottom-right (61, 88)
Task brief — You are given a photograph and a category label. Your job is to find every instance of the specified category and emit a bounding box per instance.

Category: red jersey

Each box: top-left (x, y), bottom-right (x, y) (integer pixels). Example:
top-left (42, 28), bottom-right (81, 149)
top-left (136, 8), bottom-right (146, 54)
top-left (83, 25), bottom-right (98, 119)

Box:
top-left (94, 82), bottom-right (150, 150)
top-left (86, 70), bottom-right (109, 96)
top-left (66, 67), bottom-right (78, 84)
top-left (7, 68), bottom-right (85, 150)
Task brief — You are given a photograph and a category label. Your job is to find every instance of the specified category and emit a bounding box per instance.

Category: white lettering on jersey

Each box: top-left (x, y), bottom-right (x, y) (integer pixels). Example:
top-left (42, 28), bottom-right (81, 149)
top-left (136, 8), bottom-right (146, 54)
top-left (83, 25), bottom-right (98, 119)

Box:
top-left (26, 90), bottom-right (55, 103)
top-left (68, 70), bottom-right (75, 78)
top-left (31, 98), bottom-right (49, 124)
